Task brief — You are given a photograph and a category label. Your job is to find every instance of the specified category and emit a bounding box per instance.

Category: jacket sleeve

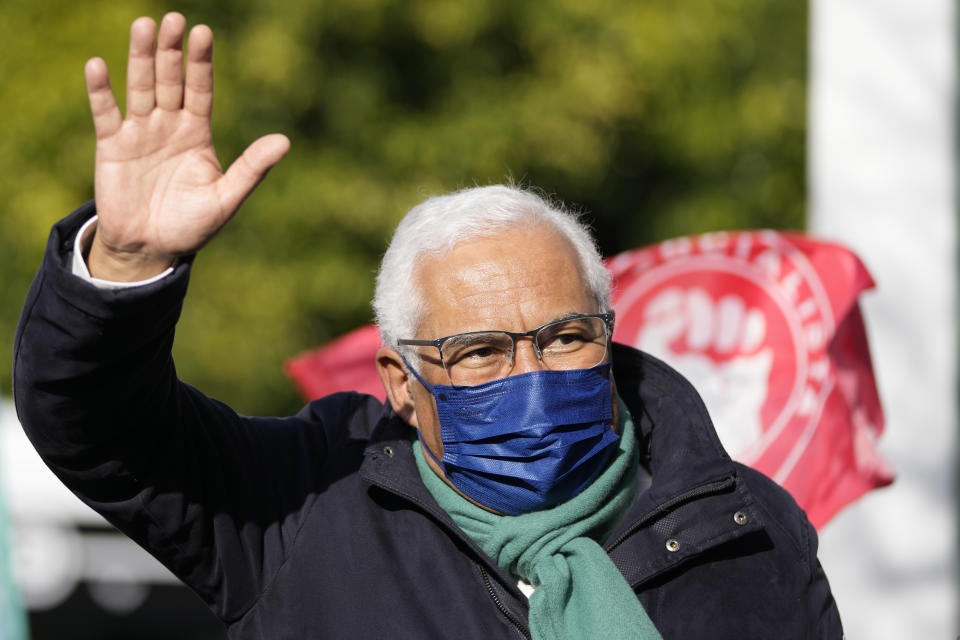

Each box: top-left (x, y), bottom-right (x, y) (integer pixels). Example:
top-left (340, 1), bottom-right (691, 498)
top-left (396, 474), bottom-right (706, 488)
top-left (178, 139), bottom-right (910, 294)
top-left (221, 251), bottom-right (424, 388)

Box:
top-left (12, 202), bottom-right (333, 623)
top-left (803, 517), bottom-right (845, 638)
top-left (742, 464), bottom-right (845, 639)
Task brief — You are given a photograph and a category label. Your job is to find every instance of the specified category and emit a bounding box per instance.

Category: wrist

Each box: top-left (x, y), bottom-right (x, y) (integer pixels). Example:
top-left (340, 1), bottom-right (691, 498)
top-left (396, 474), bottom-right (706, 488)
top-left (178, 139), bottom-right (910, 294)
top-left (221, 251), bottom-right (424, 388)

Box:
top-left (87, 232), bottom-right (176, 282)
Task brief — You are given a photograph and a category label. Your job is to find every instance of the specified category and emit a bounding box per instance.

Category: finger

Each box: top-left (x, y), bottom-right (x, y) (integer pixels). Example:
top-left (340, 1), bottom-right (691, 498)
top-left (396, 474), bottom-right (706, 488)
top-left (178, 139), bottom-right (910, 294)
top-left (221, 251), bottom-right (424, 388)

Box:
top-left (126, 16), bottom-right (157, 117)
top-left (716, 295), bottom-right (744, 353)
top-left (639, 288), bottom-right (686, 352)
top-left (184, 24), bottom-right (214, 118)
top-left (218, 134), bottom-right (291, 215)
top-left (155, 12), bottom-right (187, 111)
top-left (85, 57), bottom-right (122, 139)
top-left (741, 309), bottom-right (766, 352)
top-left (685, 288), bottom-right (714, 349)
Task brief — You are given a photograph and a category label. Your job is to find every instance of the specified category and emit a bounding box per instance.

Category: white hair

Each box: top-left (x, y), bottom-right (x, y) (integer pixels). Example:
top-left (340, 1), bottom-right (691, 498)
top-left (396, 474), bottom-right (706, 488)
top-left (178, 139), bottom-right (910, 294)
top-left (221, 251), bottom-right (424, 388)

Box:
top-left (373, 185), bottom-right (612, 352)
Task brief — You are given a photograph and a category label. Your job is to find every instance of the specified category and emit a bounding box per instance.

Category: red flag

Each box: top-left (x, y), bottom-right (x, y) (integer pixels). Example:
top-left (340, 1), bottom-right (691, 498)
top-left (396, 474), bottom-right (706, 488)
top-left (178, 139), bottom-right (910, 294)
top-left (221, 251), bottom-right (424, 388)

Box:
top-left (607, 230), bottom-right (893, 528)
top-left (285, 324), bottom-right (386, 402)
top-left (285, 230), bottom-right (893, 527)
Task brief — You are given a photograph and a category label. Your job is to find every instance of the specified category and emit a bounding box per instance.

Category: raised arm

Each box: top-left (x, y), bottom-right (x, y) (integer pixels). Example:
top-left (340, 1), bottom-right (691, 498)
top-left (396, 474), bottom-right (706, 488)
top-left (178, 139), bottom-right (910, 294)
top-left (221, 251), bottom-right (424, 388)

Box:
top-left (13, 15), bottom-right (317, 622)
top-left (85, 12), bottom-right (289, 281)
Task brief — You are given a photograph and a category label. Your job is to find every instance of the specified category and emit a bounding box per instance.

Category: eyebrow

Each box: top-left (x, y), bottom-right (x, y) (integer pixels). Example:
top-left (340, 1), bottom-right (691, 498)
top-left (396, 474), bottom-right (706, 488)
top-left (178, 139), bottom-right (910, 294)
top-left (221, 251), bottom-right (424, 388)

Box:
top-left (464, 311), bottom-right (598, 335)
top-left (551, 310), bottom-right (598, 324)
top-left (445, 332), bottom-right (505, 346)
top-left (496, 311), bottom-right (601, 333)
top-left (405, 311), bottom-right (603, 345)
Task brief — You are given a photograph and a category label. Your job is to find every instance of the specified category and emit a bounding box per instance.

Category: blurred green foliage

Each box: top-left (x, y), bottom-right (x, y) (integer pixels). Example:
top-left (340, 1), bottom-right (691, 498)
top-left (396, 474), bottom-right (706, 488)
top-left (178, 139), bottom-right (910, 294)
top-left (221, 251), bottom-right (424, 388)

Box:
top-left (1, 0), bottom-right (806, 415)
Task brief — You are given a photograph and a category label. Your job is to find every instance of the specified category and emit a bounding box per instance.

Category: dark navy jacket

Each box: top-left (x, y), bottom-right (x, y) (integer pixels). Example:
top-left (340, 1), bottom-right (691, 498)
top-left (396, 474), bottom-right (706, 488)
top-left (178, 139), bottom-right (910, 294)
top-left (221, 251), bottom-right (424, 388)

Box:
top-left (13, 203), bottom-right (843, 639)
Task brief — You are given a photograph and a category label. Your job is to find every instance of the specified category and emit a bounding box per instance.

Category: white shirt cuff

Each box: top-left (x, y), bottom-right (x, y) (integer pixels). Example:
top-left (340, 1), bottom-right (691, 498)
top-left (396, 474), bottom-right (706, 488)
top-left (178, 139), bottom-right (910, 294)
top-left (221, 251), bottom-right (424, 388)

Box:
top-left (71, 216), bottom-right (175, 290)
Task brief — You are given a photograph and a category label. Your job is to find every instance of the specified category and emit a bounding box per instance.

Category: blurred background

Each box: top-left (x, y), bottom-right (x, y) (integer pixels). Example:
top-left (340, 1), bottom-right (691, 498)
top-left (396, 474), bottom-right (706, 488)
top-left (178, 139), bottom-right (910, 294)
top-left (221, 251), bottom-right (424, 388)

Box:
top-left (0, 0), bottom-right (953, 638)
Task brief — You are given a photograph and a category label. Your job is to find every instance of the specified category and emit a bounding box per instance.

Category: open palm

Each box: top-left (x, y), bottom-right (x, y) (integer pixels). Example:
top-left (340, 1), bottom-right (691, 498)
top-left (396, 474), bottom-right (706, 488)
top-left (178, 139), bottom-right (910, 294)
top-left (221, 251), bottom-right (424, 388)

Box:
top-left (86, 13), bottom-right (289, 280)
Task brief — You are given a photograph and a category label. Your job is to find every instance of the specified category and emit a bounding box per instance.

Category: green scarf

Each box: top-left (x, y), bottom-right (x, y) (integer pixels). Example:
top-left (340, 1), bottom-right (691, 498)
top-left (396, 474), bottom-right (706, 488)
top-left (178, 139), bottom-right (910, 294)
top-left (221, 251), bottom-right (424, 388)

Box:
top-left (413, 402), bottom-right (662, 640)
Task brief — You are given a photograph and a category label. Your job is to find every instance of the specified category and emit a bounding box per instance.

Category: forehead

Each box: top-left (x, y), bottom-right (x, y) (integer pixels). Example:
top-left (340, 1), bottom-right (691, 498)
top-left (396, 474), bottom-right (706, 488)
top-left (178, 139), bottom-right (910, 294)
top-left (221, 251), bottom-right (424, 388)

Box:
top-left (413, 223), bottom-right (595, 338)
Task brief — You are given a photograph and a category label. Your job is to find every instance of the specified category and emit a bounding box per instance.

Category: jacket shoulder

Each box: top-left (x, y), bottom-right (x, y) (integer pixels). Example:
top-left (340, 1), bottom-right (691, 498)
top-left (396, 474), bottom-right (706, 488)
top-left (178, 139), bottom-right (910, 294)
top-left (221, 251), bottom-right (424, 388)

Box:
top-left (296, 391), bottom-right (392, 444)
top-left (735, 462), bottom-right (819, 560)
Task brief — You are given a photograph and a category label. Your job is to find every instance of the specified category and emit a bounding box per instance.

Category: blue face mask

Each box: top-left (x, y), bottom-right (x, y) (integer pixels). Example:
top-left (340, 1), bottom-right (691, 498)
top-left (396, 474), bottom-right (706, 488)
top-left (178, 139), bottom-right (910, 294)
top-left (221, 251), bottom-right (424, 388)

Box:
top-left (404, 360), bottom-right (621, 515)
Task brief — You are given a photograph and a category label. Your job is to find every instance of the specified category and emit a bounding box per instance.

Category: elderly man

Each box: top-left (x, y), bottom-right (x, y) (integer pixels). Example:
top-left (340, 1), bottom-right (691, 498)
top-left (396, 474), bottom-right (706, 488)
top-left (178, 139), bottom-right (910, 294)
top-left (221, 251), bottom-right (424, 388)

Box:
top-left (14, 12), bottom-right (841, 640)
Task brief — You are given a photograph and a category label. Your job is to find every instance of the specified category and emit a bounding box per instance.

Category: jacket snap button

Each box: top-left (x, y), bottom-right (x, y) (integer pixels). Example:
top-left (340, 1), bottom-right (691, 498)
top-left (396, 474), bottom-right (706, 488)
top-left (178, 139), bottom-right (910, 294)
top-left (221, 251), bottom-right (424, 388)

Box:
top-left (733, 511), bottom-right (748, 525)
top-left (665, 539), bottom-right (680, 552)
top-left (383, 446), bottom-right (395, 458)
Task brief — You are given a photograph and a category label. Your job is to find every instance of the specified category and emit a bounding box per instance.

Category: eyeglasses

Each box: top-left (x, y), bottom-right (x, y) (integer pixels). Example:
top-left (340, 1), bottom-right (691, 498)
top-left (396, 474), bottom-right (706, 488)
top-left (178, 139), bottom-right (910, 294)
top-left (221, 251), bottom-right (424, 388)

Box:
top-left (397, 312), bottom-right (614, 386)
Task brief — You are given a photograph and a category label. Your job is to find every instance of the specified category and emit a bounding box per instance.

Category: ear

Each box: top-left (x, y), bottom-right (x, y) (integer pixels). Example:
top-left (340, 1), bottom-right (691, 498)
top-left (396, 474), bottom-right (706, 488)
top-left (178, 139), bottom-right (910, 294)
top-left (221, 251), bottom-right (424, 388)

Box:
top-left (376, 347), bottom-right (419, 428)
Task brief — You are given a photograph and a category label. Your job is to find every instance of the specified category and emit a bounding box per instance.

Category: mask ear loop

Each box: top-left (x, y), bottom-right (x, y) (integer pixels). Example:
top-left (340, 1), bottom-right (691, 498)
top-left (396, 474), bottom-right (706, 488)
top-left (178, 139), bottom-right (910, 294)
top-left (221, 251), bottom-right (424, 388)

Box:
top-left (398, 353), bottom-right (447, 469)
top-left (398, 353), bottom-right (436, 394)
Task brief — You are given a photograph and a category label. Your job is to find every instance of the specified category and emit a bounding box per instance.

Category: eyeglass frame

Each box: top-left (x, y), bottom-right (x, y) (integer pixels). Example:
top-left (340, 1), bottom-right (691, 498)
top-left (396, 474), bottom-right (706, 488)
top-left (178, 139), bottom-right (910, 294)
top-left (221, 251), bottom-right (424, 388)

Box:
top-left (396, 311), bottom-right (615, 383)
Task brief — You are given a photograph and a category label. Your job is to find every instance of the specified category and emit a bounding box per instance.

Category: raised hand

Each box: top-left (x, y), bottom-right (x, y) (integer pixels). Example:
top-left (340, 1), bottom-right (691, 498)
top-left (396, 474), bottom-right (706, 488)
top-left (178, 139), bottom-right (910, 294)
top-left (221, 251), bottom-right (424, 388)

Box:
top-left (85, 12), bottom-right (290, 281)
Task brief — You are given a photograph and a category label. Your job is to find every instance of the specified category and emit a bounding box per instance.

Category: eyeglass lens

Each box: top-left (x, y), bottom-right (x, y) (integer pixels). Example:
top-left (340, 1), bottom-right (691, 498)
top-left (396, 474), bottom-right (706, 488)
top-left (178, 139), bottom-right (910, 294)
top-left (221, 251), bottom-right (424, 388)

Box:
top-left (441, 316), bottom-right (608, 386)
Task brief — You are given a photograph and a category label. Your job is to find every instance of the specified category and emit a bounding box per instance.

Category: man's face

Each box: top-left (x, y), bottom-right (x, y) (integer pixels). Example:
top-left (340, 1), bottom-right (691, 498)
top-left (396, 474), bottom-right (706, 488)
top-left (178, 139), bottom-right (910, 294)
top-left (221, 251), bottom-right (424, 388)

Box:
top-left (377, 222), bottom-right (618, 493)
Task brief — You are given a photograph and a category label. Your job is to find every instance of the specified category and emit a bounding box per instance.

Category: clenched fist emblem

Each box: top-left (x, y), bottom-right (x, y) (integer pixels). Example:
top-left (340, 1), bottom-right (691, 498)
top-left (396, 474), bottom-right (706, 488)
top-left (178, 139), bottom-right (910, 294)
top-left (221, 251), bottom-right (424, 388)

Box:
top-left (637, 287), bottom-right (773, 457)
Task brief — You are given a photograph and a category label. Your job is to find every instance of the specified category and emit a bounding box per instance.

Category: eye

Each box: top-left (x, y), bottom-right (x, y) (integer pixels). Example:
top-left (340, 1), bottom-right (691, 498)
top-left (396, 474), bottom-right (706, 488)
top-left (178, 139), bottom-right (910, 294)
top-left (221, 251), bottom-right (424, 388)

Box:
top-left (538, 317), bottom-right (606, 354)
top-left (463, 345), bottom-right (497, 360)
top-left (541, 330), bottom-right (589, 351)
top-left (442, 333), bottom-right (511, 369)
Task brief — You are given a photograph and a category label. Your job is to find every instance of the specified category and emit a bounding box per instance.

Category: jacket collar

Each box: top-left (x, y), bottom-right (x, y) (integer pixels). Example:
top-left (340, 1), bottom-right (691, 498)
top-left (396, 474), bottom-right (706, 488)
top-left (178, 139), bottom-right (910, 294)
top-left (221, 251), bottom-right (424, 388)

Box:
top-left (358, 409), bottom-right (522, 591)
top-left (604, 343), bottom-right (765, 586)
top-left (359, 343), bottom-right (766, 589)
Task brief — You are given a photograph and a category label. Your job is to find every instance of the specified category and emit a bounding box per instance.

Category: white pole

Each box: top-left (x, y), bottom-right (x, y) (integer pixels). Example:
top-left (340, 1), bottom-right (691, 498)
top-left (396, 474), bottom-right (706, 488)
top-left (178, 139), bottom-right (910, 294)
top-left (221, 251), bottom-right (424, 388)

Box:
top-left (808, 1), bottom-right (956, 637)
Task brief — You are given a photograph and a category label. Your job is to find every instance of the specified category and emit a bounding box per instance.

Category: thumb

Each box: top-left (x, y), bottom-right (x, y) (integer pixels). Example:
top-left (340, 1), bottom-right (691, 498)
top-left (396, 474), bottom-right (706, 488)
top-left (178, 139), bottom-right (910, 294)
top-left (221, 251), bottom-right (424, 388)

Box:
top-left (218, 133), bottom-right (291, 215)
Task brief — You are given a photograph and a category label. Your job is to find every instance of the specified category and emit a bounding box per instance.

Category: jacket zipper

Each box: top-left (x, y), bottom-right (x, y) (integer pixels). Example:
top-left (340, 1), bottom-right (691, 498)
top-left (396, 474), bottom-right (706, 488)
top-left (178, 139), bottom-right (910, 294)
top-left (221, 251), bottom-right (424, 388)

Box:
top-left (480, 567), bottom-right (531, 640)
top-left (605, 474), bottom-right (737, 553)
